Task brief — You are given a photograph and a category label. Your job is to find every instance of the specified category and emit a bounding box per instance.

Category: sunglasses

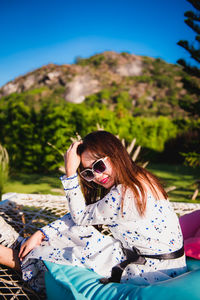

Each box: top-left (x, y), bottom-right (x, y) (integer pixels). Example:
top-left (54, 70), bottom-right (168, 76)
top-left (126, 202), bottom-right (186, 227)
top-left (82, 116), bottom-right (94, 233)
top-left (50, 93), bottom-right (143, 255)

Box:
top-left (80, 157), bottom-right (107, 182)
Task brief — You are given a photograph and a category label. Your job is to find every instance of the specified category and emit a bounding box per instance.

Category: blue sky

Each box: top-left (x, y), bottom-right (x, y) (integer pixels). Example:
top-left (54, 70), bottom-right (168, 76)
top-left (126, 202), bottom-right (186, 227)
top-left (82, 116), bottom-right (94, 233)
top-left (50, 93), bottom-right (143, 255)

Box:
top-left (0, 0), bottom-right (195, 87)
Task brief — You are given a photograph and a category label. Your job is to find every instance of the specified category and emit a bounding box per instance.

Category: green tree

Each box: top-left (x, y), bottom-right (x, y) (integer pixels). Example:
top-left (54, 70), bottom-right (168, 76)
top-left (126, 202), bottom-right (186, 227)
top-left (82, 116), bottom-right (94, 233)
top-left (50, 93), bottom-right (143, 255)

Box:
top-left (37, 102), bottom-right (79, 171)
top-left (177, 0), bottom-right (200, 170)
top-left (0, 96), bottom-right (82, 173)
top-left (0, 97), bottom-right (34, 170)
top-left (182, 152), bottom-right (200, 167)
top-left (177, 0), bottom-right (200, 116)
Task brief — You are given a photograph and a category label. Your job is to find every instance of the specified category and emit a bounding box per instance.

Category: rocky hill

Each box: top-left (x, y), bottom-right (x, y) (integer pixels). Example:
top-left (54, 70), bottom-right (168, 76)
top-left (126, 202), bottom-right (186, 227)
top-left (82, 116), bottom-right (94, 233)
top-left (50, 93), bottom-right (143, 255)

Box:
top-left (0, 51), bottom-right (199, 117)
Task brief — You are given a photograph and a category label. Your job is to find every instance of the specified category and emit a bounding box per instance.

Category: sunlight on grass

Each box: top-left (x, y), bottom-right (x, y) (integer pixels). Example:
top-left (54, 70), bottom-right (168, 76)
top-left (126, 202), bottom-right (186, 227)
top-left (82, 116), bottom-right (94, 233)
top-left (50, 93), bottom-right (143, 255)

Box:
top-left (3, 164), bottom-right (200, 203)
top-left (4, 173), bottom-right (64, 195)
top-left (147, 164), bottom-right (200, 203)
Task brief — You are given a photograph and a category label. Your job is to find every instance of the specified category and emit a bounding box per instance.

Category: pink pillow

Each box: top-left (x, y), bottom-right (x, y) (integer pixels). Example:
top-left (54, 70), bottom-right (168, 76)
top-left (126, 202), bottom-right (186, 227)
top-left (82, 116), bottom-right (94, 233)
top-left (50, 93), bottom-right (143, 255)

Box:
top-left (179, 210), bottom-right (200, 239)
top-left (195, 227), bottom-right (200, 238)
top-left (184, 237), bottom-right (200, 259)
top-left (179, 210), bottom-right (200, 259)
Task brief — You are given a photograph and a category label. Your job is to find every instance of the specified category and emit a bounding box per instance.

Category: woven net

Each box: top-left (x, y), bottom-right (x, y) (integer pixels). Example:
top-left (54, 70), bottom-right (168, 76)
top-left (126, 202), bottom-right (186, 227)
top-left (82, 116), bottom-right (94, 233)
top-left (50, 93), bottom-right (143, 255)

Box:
top-left (1, 192), bottom-right (200, 299)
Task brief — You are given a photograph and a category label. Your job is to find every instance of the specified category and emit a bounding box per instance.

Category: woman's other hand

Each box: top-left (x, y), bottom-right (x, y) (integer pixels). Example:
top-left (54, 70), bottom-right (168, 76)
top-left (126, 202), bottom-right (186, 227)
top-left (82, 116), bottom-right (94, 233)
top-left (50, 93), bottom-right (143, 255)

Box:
top-left (18, 230), bottom-right (44, 261)
top-left (64, 141), bottom-right (82, 177)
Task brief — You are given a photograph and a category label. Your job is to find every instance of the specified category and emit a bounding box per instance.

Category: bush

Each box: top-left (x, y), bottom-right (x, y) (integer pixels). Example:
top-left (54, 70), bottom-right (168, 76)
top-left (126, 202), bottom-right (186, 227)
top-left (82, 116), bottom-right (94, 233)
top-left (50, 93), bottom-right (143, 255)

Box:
top-left (0, 97), bottom-right (81, 172)
top-left (0, 145), bottom-right (9, 200)
top-left (128, 116), bottom-right (178, 152)
top-left (162, 127), bottom-right (200, 163)
top-left (0, 91), bottom-right (199, 172)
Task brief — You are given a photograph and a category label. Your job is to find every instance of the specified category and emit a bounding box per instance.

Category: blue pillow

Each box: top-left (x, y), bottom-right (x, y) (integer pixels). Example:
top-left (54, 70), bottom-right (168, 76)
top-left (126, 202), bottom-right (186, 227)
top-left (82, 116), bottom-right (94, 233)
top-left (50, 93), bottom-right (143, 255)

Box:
top-left (44, 259), bottom-right (200, 300)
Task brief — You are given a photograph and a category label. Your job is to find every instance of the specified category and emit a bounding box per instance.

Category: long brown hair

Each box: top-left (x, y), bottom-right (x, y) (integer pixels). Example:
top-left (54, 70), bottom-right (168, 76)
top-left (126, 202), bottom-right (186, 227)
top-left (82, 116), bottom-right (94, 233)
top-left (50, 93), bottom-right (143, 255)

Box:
top-left (77, 131), bottom-right (168, 216)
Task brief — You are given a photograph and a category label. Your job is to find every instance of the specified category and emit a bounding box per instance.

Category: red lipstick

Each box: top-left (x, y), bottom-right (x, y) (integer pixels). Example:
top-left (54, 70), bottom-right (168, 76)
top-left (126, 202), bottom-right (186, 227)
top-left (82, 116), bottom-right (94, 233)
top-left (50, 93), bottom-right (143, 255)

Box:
top-left (100, 177), bottom-right (109, 184)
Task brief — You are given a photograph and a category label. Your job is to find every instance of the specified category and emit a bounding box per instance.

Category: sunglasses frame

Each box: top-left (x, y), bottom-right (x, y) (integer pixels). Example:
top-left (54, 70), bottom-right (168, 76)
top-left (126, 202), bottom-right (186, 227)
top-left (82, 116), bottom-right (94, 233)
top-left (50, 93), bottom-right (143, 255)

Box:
top-left (80, 157), bottom-right (108, 182)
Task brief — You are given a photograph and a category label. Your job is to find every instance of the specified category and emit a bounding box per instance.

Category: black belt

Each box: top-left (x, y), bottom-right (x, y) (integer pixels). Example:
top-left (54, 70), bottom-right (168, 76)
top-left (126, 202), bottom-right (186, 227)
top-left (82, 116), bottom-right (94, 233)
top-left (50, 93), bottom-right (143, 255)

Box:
top-left (100, 245), bottom-right (184, 284)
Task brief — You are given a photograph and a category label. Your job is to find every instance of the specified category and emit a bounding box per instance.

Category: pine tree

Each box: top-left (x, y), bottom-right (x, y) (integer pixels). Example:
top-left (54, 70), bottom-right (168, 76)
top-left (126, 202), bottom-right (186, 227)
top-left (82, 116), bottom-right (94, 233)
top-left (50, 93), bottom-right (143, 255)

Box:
top-left (177, 0), bottom-right (200, 72)
top-left (177, 0), bottom-right (200, 116)
top-left (177, 0), bottom-right (200, 199)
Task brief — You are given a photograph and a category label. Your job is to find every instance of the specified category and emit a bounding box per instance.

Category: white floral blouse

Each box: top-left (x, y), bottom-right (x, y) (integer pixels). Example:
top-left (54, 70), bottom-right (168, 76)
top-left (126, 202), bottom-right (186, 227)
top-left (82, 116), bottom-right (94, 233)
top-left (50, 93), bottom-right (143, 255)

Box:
top-left (21, 173), bottom-right (187, 292)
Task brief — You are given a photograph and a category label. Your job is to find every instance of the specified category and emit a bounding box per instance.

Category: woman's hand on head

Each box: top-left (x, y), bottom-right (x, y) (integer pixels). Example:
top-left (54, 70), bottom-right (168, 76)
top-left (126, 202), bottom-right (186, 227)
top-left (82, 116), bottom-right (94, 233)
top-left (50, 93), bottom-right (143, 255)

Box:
top-left (18, 230), bottom-right (44, 261)
top-left (64, 141), bottom-right (82, 177)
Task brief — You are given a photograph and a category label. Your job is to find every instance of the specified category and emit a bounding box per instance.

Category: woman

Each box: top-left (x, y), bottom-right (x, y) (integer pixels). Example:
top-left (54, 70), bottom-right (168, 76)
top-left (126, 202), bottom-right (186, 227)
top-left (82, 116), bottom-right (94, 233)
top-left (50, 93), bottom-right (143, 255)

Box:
top-left (0, 131), bottom-right (186, 293)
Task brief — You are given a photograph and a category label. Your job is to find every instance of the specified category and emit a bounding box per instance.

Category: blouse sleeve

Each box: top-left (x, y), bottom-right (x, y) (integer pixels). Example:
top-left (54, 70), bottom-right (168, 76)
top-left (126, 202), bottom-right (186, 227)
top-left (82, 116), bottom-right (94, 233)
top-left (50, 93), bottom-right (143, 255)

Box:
top-left (60, 173), bottom-right (125, 226)
top-left (40, 213), bottom-right (73, 241)
top-left (39, 174), bottom-right (80, 239)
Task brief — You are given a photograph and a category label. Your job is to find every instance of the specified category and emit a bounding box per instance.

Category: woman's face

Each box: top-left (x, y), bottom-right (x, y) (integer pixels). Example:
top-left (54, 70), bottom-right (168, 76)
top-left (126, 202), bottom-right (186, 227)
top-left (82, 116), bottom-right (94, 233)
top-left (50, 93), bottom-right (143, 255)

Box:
top-left (81, 150), bottom-right (116, 189)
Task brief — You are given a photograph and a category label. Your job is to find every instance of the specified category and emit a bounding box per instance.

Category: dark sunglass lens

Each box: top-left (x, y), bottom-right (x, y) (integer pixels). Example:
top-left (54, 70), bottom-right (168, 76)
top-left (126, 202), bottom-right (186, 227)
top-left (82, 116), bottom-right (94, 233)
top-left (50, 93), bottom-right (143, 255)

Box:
top-left (93, 160), bottom-right (106, 173)
top-left (82, 170), bottom-right (94, 181)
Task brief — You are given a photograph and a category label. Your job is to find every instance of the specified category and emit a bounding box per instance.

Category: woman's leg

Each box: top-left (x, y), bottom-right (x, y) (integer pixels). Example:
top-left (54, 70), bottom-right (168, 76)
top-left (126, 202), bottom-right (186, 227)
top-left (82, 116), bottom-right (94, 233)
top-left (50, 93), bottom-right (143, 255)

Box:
top-left (0, 245), bottom-right (21, 271)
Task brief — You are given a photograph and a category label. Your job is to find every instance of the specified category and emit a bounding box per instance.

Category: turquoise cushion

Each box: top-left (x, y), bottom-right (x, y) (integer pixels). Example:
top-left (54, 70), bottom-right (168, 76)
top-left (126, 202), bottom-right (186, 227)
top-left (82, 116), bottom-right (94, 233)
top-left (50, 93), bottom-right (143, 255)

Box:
top-left (44, 259), bottom-right (200, 300)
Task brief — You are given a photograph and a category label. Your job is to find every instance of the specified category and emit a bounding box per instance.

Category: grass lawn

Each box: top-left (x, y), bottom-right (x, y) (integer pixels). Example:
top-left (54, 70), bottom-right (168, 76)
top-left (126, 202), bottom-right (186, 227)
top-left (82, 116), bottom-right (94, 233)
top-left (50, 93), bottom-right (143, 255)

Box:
top-left (3, 164), bottom-right (200, 203)
top-left (4, 172), bottom-right (65, 196)
top-left (147, 163), bottom-right (200, 203)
